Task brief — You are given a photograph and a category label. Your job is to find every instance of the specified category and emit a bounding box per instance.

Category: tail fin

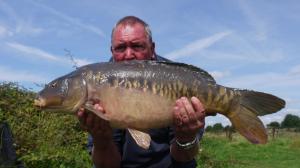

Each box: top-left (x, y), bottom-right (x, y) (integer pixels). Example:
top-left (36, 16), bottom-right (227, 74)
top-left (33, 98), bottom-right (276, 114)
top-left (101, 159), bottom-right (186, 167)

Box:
top-left (227, 90), bottom-right (285, 144)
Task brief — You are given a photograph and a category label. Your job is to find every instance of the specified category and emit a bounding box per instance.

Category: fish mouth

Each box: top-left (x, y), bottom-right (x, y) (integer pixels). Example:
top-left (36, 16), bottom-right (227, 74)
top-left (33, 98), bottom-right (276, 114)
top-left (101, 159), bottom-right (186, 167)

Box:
top-left (33, 97), bottom-right (74, 113)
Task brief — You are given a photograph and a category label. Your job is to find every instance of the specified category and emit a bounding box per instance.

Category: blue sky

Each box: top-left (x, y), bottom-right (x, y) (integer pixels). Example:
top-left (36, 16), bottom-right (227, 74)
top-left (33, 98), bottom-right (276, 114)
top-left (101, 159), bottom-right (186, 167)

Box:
top-left (0, 0), bottom-right (299, 126)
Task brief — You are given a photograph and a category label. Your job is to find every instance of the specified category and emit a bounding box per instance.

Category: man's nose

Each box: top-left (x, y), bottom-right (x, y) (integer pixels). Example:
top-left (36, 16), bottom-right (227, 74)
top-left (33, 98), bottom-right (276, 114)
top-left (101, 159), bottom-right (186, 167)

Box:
top-left (124, 48), bottom-right (135, 60)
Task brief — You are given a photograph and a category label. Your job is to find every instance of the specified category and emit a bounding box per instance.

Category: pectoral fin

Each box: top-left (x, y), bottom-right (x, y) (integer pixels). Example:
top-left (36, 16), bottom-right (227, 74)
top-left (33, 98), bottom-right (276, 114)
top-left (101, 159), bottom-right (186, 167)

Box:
top-left (128, 129), bottom-right (151, 149)
top-left (84, 102), bottom-right (109, 121)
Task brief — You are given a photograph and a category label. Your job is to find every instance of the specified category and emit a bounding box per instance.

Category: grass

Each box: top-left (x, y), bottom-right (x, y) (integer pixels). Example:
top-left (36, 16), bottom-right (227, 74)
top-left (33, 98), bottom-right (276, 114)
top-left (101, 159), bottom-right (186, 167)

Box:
top-left (196, 131), bottom-right (300, 168)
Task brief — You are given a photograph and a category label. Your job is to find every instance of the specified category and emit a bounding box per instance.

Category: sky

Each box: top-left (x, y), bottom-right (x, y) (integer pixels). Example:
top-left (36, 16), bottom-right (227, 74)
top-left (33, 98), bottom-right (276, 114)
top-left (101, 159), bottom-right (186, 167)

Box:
top-left (0, 0), bottom-right (299, 126)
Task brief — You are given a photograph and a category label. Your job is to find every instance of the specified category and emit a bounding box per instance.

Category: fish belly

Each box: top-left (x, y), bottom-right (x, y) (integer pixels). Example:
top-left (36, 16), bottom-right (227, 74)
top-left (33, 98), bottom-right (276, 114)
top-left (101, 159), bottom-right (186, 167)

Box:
top-left (97, 85), bottom-right (174, 130)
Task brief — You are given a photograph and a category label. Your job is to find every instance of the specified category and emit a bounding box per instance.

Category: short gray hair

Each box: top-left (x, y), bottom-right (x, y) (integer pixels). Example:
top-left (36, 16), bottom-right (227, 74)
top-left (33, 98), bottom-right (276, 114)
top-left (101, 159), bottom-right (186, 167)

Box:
top-left (111, 16), bottom-right (153, 44)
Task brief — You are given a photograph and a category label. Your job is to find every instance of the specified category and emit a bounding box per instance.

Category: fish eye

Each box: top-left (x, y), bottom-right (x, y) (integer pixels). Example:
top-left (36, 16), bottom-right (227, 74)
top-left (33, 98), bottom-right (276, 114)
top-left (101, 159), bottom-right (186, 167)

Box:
top-left (51, 82), bottom-right (57, 88)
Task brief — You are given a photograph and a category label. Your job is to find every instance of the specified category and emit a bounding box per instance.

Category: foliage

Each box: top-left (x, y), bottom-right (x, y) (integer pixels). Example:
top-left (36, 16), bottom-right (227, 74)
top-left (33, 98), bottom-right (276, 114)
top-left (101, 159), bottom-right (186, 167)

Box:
top-left (267, 121), bottom-right (280, 128)
top-left (205, 123), bottom-right (224, 133)
top-left (212, 123), bottom-right (223, 132)
top-left (205, 125), bottom-right (213, 132)
top-left (0, 82), bottom-right (92, 167)
top-left (281, 114), bottom-right (300, 128)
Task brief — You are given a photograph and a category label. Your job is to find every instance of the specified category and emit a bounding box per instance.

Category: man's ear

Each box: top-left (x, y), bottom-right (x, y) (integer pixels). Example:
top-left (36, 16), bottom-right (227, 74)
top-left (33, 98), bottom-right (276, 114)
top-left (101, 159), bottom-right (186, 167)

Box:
top-left (152, 42), bottom-right (155, 51)
top-left (110, 46), bottom-right (113, 53)
top-left (151, 42), bottom-right (156, 59)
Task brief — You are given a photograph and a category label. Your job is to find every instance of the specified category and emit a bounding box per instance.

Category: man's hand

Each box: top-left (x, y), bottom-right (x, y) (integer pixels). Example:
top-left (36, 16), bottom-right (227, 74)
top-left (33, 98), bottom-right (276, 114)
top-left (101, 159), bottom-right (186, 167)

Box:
top-left (77, 101), bottom-right (121, 167)
top-left (77, 101), bottom-right (113, 147)
top-left (173, 97), bottom-right (205, 143)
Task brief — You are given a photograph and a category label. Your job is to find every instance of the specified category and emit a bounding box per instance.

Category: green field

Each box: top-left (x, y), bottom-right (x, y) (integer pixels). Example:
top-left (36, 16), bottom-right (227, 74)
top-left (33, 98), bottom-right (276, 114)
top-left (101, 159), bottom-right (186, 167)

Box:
top-left (197, 131), bottom-right (300, 168)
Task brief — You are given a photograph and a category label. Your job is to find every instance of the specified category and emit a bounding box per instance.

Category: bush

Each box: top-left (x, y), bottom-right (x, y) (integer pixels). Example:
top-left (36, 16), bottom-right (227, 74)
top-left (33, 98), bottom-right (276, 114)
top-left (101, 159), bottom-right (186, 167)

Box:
top-left (0, 82), bottom-right (92, 167)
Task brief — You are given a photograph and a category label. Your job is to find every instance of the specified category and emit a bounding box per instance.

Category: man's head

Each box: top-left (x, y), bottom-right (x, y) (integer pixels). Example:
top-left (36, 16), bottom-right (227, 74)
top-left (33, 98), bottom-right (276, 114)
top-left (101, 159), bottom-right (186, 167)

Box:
top-left (111, 16), bottom-right (155, 62)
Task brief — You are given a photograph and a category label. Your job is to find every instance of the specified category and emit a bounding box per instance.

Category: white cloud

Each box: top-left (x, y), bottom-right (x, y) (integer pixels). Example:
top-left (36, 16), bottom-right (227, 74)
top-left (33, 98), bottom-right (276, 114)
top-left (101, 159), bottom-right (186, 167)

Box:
top-left (206, 114), bottom-right (231, 127)
top-left (6, 42), bottom-right (92, 66)
top-left (0, 66), bottom-right (47, 83)
top-left (222, 64), bottom-right (300, 89)
top-left (261, 108), bottom-right (300, 125)
top-left (0, 25), bottom-right (13, 37)
top-left (74, 58), bottom-right (92, 67)
top-left (165, 31), bottom-right (232, 60)
top-left (209, 70), bottom-right (231, 80)
top-left (6, 42), bottom-right (61, 61)
top-left (26, 0), bottom-right (105, 37)
top-left (15, 21), bottom-right (44, 35)
top-left (289, 64), bottom-right (300, 75)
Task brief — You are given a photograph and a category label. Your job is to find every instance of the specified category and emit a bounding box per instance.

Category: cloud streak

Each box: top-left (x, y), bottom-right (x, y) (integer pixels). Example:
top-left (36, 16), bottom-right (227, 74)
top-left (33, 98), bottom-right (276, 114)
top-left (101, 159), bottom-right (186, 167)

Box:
top-left (238, 0), bottom-right (268, 41)
top-left (223, 65), bottom-right (300, 89)
top-left (209, 70), bottom-right (231, 80)
top-left (165, 31), bottom-right (232, 60)
top-left (26, 0), bottom-right (105, 37)
top-left (0, 25), bottom-right (13, 37)
top-left (0, 66), bottom-right (47, 83)
top-left (0, 1), bottom-right (44, 36)
top-left (6, 42), bottom-right (92, 66)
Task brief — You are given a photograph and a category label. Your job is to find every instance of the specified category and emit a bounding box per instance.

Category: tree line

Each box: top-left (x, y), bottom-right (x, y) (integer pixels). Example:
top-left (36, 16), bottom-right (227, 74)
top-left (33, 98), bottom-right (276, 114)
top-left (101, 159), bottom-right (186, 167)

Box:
top-left (206, 114), bottom-right (300, 133)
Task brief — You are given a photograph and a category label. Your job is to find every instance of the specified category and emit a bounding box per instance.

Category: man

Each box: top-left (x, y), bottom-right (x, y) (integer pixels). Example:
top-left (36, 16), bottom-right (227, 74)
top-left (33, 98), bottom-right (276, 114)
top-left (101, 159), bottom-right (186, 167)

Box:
top-left (77, 16), bottom-right (205, 168)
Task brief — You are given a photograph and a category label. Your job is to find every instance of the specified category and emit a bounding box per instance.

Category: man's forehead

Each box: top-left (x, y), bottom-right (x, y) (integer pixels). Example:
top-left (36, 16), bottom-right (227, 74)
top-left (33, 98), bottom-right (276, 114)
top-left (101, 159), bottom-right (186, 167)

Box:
top-left (112, 24), bottom-right (148, 44)
top-left (115, 24), bottom-right (146, 35)
top-left (120, 25), bottom-right (135, 34)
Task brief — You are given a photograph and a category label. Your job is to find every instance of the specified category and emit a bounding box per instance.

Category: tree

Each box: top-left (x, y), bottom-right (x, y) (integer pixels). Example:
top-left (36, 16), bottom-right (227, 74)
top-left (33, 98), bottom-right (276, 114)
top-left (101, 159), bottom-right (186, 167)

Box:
top-left (267, 121), bottom-right (280, 139)
top-left (212, 123), bottom-right (223, 132)
top-left (281, 114), bottom-right (300, 128)
top-left (267, 121), bottom-right (280, 128)
top-left (224, 125), bottom-right (235, 141)
top-left (205, 125), bottom-right (213, 132)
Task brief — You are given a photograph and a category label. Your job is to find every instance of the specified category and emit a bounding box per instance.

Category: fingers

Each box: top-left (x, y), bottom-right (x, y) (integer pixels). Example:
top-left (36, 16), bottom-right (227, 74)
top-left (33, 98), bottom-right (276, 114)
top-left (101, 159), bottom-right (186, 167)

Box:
top-left (77, 101), bottom-right (107, 133)
top-left (173, 106), bottom-right (182, 126)
top-left (191, 96), bottom-right (205, 122)
top-left (173, 97), bottom-right (206, 139)
top-left (181, 97), bottom-right (198, 123)
top-left (77, 107), bottom-right (88, 130)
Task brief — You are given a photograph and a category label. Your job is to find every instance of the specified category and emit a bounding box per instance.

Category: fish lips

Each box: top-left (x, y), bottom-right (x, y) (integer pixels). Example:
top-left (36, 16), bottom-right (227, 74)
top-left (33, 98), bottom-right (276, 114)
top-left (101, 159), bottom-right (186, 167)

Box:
top-left (33, 97), bottom-right (67, 112)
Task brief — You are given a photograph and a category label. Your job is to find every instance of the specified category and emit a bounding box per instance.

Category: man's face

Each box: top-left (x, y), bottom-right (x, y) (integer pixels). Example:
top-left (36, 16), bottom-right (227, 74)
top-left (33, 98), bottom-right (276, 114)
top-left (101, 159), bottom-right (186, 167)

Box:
top-left (111, 23), bottom-right (155, 62)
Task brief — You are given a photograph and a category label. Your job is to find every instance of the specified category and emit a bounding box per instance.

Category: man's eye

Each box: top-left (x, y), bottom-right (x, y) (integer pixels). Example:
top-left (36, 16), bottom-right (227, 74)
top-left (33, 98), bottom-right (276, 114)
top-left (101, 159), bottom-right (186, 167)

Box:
top-left (114, 45), bottom-right (126, 52)
top-left (132, 44), bottom-right (145, 51)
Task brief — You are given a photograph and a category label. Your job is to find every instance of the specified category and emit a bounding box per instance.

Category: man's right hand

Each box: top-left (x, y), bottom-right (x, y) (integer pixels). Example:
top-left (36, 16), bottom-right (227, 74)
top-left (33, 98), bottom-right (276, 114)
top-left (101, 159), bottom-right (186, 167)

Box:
top-left (77, 102), bottom-right (121, 167)
top-left (77, 103), bottom-right (113, 147)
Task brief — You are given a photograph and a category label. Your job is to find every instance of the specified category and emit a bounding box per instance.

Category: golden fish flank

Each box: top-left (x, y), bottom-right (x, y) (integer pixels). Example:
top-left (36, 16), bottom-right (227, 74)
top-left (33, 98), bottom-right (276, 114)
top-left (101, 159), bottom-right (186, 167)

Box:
top-left (112, 78), bottom-right (119, 87)
top-left (132, 79), bottom-right (140, 89)
top-left (151, 82), bottom-right (157, 94)
top-left (124, 79), bottom-right (132, 89)
top-left (142, 79), bottom-right (148, 92)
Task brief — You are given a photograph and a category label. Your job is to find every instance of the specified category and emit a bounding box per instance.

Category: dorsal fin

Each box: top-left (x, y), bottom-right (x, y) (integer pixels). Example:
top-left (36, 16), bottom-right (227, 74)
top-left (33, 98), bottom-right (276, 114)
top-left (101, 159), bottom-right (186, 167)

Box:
top-left (153, 61), bottom-right (216, 83)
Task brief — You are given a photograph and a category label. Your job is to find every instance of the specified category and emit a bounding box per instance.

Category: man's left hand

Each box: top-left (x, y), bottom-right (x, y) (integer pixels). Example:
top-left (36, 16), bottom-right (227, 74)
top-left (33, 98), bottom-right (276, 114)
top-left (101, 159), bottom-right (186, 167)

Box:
top-left (173, 96), bottom-right (205, 143)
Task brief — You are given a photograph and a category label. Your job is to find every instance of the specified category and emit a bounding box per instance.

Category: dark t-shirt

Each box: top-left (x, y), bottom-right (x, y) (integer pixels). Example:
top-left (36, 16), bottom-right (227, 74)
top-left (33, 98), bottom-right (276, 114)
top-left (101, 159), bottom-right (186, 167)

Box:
top-left (88, 127), bottom-right (204, 168)
top-left (87, 56), bottom-right (204, 167)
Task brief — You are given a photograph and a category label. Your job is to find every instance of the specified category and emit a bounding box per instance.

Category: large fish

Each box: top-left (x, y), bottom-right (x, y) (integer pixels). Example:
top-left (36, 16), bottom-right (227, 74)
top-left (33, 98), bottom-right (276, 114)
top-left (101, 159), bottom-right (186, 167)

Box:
top-left (34, 60), bottom-right (285, 148)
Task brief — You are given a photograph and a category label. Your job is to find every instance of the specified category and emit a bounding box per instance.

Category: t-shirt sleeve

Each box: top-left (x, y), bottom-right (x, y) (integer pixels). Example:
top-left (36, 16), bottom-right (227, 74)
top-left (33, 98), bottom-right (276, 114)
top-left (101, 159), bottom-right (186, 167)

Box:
top-left (112, 129), bottom-right (126, 156)
top-left (86, 129), bottom-right (125, 156)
